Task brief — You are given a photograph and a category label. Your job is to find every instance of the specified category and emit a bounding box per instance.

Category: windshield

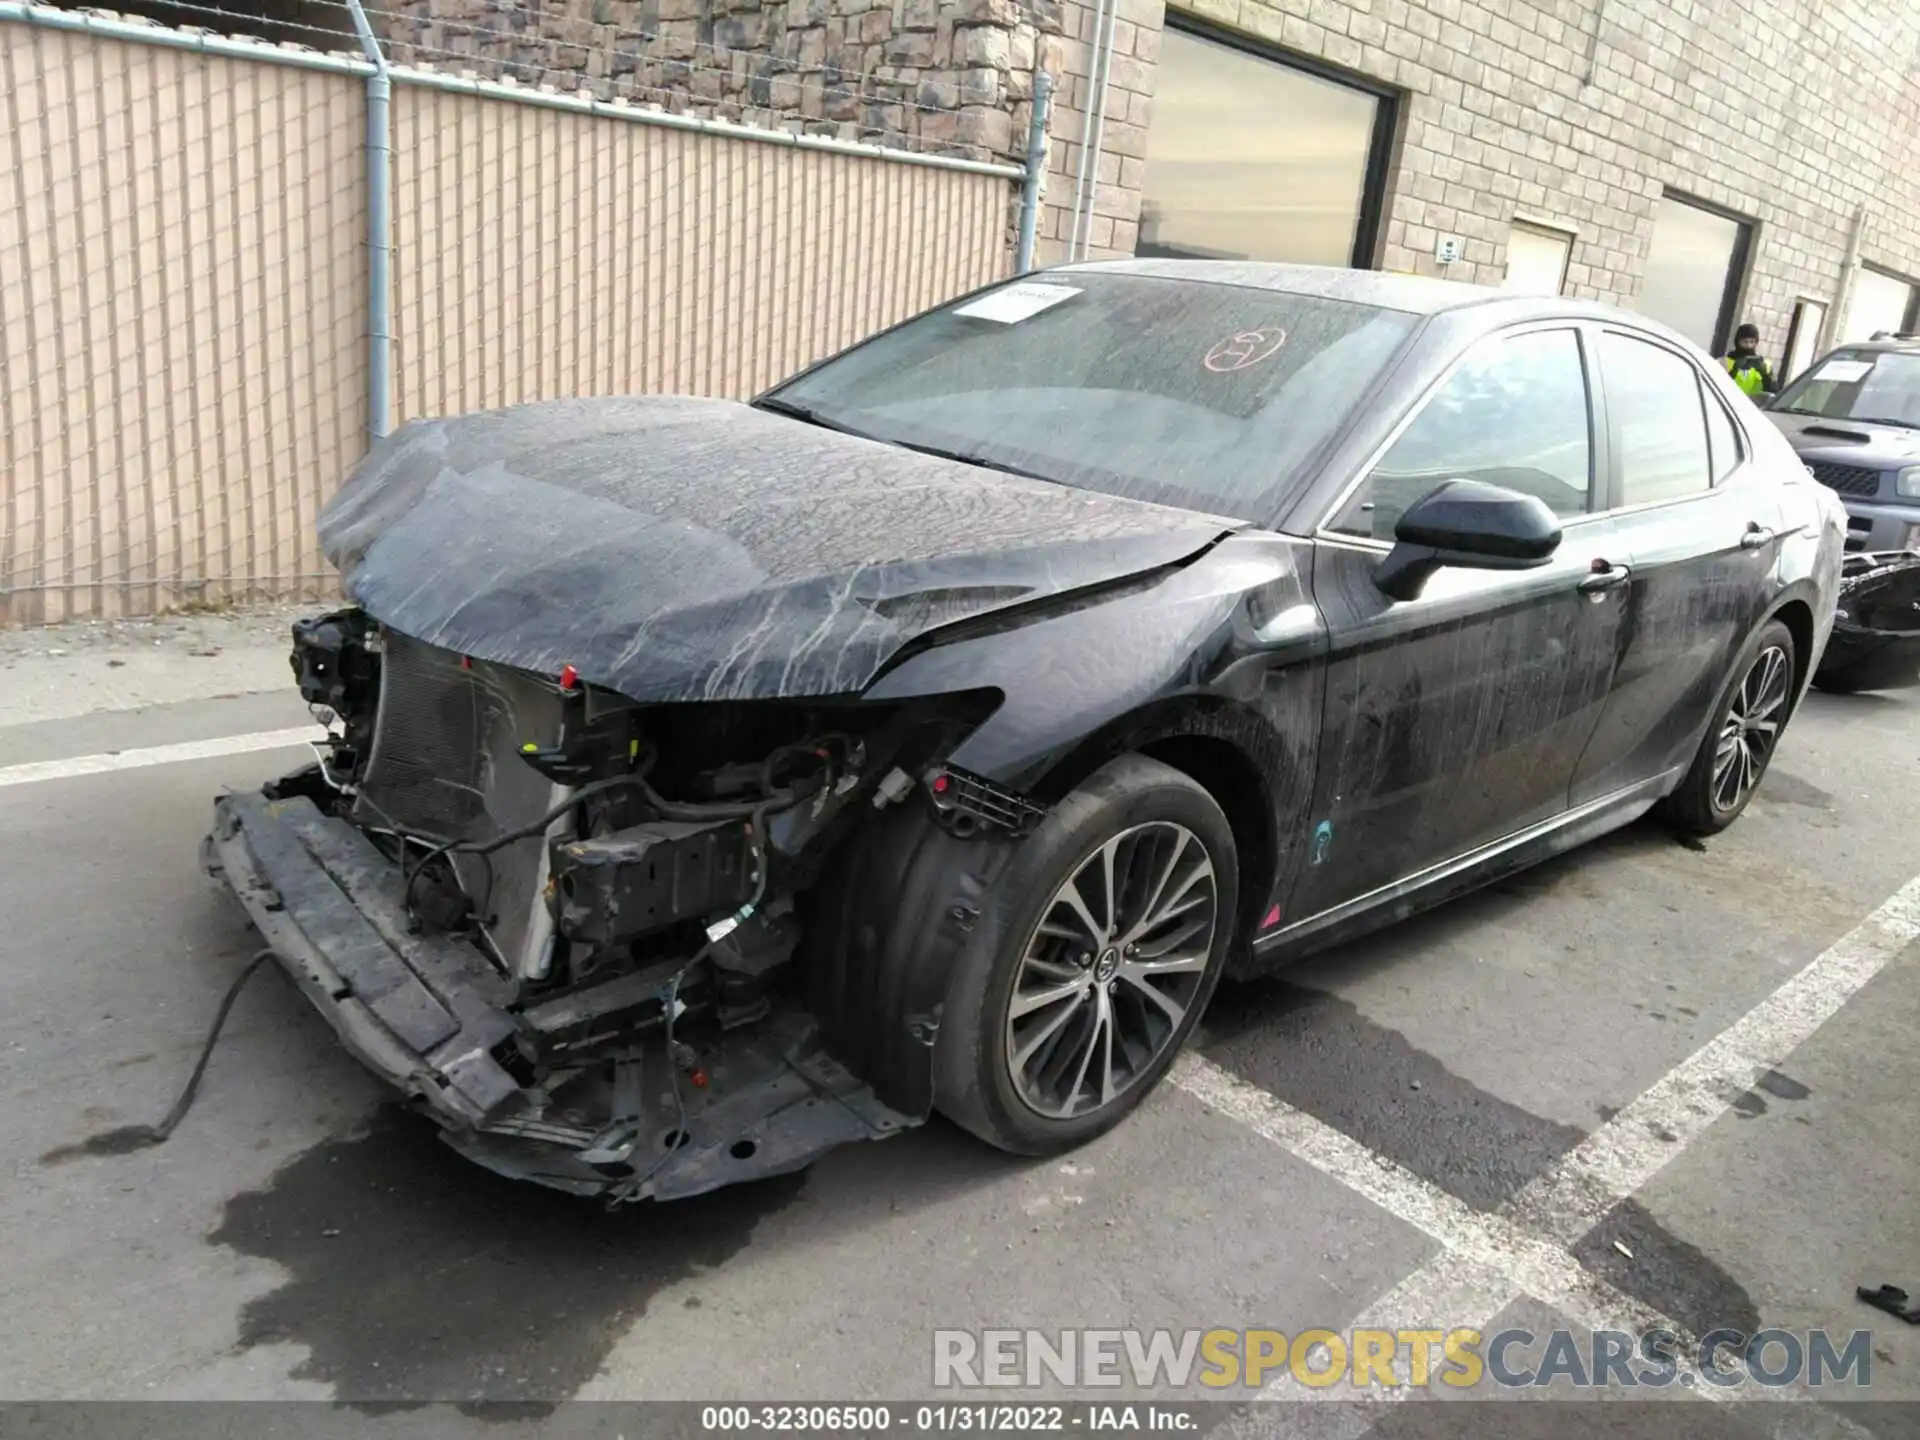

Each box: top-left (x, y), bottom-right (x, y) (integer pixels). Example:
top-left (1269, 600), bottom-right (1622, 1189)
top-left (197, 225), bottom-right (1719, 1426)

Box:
top-left (759, 272), bottom-right (1419, 522)
top-left (1774, 349), bottom-right (1920, 430)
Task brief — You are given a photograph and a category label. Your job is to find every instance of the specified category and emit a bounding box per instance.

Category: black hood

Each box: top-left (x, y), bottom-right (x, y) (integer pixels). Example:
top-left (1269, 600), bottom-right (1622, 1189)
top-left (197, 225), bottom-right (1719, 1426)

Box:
top-left (318, 397), bottom-right (1238, 704)
top-left (1770, 410), bottom-right (1920, 467)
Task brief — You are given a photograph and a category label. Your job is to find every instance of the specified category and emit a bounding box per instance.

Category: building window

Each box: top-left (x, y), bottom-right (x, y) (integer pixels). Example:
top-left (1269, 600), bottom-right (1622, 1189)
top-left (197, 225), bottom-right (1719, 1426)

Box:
top-left (1136, 22), bottom-right (1394, 269)
top-left (1501, 221), bottom-right (1574, 296)
top-left (1637, 192), bottom-right (1753, 354)
top-left (1839, 266), bottom-right (1919, 344)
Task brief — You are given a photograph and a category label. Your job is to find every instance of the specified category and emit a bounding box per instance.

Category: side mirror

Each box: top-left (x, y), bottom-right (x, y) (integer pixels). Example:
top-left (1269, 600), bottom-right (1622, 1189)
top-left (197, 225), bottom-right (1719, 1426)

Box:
top-left (1374, 479), bottom-right (1563, 602)
top-left (1749, 391), bottom-right (1775, 410)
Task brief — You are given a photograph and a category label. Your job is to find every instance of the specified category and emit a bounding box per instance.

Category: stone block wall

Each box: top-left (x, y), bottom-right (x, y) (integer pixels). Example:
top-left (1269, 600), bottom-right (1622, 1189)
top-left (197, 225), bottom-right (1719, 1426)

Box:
top-left (378, 0), bottom-right (1063, 168)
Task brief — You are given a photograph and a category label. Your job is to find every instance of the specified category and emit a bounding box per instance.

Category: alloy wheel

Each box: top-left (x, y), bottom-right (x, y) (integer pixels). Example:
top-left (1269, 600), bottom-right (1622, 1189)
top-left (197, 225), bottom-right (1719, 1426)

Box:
top-left (1003, 821), bottom-right (1218, 1120)
top-left (1712, 643), bottom-right (1791, 813)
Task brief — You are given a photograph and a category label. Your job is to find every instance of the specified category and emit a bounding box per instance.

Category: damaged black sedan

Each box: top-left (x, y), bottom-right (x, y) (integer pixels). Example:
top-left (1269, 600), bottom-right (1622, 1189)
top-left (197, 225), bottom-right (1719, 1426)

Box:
top-left (205, 261), bottom-right (1847, 1201)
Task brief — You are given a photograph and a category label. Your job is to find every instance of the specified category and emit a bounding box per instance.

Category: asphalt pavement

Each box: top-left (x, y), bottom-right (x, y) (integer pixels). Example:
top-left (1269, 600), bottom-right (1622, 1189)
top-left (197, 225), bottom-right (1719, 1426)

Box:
top-left (1, 616), bottom-right (1917, 1437)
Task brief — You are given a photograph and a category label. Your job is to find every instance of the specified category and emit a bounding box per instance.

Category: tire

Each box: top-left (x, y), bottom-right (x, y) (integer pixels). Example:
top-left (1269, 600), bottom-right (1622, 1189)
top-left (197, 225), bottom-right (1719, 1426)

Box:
top-left (1659, 619), bottom-right (1797, 836)
top-left (932, 754), bottom-right (1239, 1156)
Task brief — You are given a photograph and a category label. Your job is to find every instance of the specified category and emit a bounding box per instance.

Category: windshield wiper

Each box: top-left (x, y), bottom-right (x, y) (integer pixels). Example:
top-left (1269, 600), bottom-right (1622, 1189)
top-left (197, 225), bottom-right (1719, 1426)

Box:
top-left (1850, 415), bottom-right (1920, 431)
top-left (752, 395), bottom-right (866, 435)
top-left (883, 437), bottom-right (1053, 483)
top-left (752, 397), bottom-right (1054, 483)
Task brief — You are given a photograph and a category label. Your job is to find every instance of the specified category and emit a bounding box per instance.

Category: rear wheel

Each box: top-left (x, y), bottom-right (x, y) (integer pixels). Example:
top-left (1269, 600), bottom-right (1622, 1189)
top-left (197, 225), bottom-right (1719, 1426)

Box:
top-left (1660, 619), bottom-right (1796, 835)
top-left (933, 755), bottom-right (1238, 1155)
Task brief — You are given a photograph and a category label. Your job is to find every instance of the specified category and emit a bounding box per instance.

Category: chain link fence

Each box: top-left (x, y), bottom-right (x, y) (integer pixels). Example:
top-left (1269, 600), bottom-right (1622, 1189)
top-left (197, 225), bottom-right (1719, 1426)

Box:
top-left (0, 0), bottom-right (1047, 623)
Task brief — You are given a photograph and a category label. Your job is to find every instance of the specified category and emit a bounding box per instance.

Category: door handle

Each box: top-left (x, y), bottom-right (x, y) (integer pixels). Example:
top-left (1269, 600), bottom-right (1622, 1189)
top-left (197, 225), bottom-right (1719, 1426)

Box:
top-left (1577, 560), bottom-right (1630, 594)
top-left (1740, 524), bottom-right (1777, 550)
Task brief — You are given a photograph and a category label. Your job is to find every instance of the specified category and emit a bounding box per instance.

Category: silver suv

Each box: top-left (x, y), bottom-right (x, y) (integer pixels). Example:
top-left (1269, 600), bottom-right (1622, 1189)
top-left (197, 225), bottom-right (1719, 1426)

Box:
top-left (1760, 339), bottom-right (1920, 553)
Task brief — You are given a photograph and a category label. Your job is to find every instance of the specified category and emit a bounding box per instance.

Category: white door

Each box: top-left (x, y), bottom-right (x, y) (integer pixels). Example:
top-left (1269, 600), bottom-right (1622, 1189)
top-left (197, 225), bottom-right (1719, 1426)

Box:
top-left (1501, 224), bottom-right (1572, 295)
top-left (1783, 299), bottom-right (1826, 382)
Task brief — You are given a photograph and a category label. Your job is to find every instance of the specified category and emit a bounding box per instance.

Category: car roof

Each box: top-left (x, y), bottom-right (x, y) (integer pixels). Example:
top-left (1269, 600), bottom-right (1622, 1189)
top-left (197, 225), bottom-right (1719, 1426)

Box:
top-left (1044, 257), bottom-right (1650, 326)
top-left (1822, 335), bottom-right (1920, 353)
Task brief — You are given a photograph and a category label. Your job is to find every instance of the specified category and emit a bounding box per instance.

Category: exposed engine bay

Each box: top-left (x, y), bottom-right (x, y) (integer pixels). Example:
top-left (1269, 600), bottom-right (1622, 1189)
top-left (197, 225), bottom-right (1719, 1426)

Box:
top-left (203, 607), bottom-right (1043, 1200)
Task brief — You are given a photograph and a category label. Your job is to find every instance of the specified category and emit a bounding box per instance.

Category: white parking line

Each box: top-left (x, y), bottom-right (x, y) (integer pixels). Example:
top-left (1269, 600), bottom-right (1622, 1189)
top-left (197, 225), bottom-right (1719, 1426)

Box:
top-left (0, 727), bottom-right (322, 789)
top-left (1175, 1057), bottom-right (1865, 1414)
top-left (1510, 870), bottom-right (1920, 1246)
top-left (1176, 869), bottom-right (1920, 1423)
top-left (1352, 870), bottom-right (1920, 1333)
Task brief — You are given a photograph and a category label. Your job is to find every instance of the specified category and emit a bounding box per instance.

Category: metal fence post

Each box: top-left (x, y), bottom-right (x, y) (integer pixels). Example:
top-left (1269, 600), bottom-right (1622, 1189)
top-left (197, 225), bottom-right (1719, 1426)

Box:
top-left (1015, 71), bottom-right (1053, 274)
top-left (344, 0), bottom-right (393, 440)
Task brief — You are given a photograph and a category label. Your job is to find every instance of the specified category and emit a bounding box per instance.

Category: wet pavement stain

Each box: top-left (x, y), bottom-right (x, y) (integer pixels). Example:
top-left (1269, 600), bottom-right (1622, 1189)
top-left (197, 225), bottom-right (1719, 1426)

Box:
top-left (1572, 1197), bottom-right (1761, 1347)
top-left (208, 1103), bottom-right (807, 1415)
top-left (1731, 1067), bottom-right (1812, 1119)
top-left (39, 1125), bottom-right (166, 1166)
top-left (1754, 1068), bottom-right (1811, 1100)
top-left (1200, 979), bottom-right (1586, 1212)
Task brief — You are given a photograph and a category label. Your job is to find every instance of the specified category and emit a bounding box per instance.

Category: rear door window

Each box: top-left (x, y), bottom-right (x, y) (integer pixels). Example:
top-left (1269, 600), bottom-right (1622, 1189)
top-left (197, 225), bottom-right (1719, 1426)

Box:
top-left (1599, 332), bottom-right (1712, 506)
top-left (1703, 387), bottom-right (1743, 482)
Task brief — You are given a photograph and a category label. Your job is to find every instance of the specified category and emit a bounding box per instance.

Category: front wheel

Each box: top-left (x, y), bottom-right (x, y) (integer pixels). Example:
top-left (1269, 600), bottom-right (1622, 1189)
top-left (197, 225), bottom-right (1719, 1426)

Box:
top-left (932, 754), bottom-right (1238, 1156)
top-left (1660, 619), bottom-right (1797, 835)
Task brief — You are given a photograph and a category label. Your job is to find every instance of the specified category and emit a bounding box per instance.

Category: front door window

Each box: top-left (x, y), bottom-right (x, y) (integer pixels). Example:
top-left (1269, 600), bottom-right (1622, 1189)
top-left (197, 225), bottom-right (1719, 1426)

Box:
top-left (1327, 327), bottom-right (1594, 541)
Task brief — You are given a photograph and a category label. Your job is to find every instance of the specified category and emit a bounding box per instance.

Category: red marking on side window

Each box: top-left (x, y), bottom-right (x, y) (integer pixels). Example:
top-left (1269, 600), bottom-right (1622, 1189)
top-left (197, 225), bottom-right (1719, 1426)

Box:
top-left (1261, 904), bottom-right (1283, 930)
top-left (1203, 327), bottom-right (1289, 374)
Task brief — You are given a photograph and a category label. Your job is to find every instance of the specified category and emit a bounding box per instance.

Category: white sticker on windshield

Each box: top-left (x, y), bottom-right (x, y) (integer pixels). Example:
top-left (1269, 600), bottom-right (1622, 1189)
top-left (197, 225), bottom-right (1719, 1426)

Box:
top-left (952, 282), bottom-right (1082, 324)
top-left (1813, 358), bottom-right (1873, 383)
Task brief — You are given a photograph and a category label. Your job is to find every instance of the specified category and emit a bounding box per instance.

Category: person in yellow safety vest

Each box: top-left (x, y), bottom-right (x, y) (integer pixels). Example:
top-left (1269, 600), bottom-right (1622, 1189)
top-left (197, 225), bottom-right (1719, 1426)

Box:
top-left (1723, 322), bottom-right (1777, 398)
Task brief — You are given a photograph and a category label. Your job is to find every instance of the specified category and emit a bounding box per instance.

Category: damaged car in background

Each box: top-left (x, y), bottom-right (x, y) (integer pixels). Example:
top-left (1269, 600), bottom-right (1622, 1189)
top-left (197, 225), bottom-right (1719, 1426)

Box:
top-left (204, 261), bottom-right (1848, 1202)
top-left (1814, 549), bottom-right (1920, 693)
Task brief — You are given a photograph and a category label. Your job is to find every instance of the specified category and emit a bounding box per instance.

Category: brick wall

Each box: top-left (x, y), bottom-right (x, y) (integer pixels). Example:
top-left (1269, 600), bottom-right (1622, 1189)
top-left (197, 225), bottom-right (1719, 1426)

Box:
top-left (1029, 0), bottom-right (1163, 258)
top-left (1033, 0), bottom-right (1920, 362)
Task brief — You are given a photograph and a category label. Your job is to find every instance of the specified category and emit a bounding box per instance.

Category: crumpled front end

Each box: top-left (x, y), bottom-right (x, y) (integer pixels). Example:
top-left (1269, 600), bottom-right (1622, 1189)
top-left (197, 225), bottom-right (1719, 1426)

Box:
top-left (1817, 549), bottom-right (1920, 693)
top-left (206, 607), bottom-right (1033, 1199)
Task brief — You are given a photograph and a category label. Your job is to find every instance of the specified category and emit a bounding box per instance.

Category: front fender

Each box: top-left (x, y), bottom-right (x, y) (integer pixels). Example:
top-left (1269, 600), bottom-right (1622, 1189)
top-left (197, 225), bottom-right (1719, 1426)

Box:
top-left (1773, 475), bottom-right (1848, 691)
top-left (864, 532), bottom-right (1325, 789)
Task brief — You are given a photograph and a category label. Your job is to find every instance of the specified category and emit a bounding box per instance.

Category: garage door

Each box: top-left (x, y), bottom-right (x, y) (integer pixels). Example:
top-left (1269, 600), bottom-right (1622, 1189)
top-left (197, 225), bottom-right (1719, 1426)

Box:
top-left (1637, 194), bottom-right (1752, 354)
top-left (1839, 268), bottom-right (1918, 343)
